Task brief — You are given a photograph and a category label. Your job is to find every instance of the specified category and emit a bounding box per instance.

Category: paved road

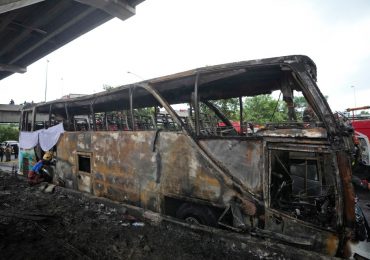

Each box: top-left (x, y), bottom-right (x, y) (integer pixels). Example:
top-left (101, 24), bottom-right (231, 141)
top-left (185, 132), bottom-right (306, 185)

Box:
top-left (0, 154), bottom-right (18, 173)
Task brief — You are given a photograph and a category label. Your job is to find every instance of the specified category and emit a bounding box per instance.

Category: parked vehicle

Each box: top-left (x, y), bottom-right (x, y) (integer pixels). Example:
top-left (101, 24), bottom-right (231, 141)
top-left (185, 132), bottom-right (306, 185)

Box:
top-left (19, 55), bottom-right (364, 257)
top-left (346, 107), bottom-right (370, 168)
top-left (356, 132), bottom-right (370, 167)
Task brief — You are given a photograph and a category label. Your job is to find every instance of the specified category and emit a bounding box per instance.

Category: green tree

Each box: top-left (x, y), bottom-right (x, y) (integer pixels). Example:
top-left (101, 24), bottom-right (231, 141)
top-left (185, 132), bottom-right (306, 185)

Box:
top-left (213, 98), bottom-right (240, 121)
top-left (293, 96), bottom-right (307, 111)
top-left (243, 95), bottom-right (288, 123)
top-left (200, 93), bottom-right (323, 124)
top-left (103, 84), bottom-right (114, 91)
top-left (293, 96), bottom-right (308, 121)
top-left (0, 124), bottom-right (19, 142)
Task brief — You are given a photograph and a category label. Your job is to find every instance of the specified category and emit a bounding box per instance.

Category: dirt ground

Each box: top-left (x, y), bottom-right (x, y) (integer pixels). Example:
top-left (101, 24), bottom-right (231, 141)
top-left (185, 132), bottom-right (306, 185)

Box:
top-left (0, 169), bottom-right (363, 260)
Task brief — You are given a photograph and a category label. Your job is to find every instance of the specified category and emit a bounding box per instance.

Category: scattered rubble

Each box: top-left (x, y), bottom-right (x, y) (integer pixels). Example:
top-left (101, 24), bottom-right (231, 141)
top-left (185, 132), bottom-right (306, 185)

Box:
top-left (0, 170), bottom-right (334, 259)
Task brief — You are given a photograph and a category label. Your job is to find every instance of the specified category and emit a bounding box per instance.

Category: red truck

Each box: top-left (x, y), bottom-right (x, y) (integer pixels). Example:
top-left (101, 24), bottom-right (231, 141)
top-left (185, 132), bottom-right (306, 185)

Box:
top-left (347, 106), bottom-right (370, 167)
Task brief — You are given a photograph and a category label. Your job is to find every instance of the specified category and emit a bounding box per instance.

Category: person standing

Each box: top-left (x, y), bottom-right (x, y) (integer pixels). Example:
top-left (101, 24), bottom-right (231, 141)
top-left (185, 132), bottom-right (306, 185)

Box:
top-left (0, 146), bottom-right (4, 162)
top-left (5, 145), bottom-right (11, 162)
top-left (13, 144), bottom-right (19, 159)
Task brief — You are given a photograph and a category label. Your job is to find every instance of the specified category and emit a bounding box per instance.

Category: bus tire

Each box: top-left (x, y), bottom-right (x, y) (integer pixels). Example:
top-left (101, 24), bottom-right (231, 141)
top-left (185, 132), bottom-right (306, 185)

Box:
top-left (176, 203), bottom-right (217, 227)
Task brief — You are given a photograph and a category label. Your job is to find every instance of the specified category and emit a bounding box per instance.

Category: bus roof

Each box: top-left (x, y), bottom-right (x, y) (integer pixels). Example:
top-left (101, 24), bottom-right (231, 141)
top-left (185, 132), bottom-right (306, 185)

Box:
top-left (30, 55), bottom-right (316, 115)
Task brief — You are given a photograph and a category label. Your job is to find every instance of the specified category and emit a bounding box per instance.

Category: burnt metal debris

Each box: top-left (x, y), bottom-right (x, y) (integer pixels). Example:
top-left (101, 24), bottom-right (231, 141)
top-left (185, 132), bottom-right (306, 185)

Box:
top-left (19, 55), bottom-right (365, 257)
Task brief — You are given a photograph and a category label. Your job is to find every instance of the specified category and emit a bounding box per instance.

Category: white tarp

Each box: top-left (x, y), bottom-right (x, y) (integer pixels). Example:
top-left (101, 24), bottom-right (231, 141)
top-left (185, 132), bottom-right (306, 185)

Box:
top-left (39, 123), bottom-right (64, 151)
top-left (19, 130), bottom-right (41, 149)
top-left (19, 123), bottom-right (64, 151)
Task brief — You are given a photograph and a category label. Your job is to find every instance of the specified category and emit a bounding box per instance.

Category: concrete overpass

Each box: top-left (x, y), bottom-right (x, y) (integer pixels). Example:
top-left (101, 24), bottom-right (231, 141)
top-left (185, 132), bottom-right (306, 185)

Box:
top-left (0, 104), bottom-right (22, 123)
top-left (0, 0), bottom-right (144, 123)
top-left (0, 0), bottom-right (144, 81)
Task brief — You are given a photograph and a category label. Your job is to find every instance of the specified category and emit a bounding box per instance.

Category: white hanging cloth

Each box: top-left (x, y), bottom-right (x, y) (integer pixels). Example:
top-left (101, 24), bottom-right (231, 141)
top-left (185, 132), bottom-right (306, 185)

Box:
top-left (19, 130), bottom-right (42, 149)
top-left (39, 123), bottom-right (65, 151)
top-left (18, 123), bottom-right (64, 151)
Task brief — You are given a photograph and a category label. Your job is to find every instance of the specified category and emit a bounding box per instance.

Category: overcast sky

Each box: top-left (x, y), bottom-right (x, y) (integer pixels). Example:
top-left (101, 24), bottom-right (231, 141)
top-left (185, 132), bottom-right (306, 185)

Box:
top-left (1, 0), bottom-right (369, 111)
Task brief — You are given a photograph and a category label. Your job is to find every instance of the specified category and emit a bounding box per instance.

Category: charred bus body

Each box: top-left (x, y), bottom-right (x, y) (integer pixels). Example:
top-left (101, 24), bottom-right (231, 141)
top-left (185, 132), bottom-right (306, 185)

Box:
top-left (20, 55), bottom-right (358, 256)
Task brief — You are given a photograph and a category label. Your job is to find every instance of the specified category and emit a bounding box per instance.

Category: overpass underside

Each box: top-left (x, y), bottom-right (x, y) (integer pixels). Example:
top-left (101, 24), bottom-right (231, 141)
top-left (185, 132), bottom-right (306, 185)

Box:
top-left (0, 111), bottom-right (20, 123)
top-left (0, 0), bottom-right (144, 80)
top-left (0, 104), bottom-right (22, 123)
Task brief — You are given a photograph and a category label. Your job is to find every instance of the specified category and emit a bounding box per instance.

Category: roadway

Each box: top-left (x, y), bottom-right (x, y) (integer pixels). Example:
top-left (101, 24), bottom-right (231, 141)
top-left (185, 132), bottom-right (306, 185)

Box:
top-left (0, 154), bottom-right (19, 172)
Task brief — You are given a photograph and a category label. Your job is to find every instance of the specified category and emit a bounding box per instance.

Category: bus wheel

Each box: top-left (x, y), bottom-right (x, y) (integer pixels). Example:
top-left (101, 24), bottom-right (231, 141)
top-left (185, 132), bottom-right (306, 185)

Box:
top-left (176, 203), bottom-right (217, 227)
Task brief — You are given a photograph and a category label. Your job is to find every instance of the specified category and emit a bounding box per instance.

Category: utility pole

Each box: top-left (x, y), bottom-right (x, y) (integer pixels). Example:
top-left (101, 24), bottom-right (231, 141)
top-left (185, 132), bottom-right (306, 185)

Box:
top-left (44, 59), bottom-right (49, 102)
top-left (61, 77), bottom-right (64, 98)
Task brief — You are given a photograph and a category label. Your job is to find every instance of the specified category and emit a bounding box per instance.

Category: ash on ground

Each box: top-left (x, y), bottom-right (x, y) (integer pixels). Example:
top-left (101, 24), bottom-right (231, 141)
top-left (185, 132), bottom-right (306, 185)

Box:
top-left (0, 171), bottom-right (325, 259)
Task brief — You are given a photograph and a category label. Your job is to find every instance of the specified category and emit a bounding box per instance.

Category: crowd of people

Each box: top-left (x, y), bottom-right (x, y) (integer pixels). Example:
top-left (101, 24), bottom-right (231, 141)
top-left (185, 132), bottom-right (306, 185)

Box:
top-left (0, 144), bottom-right (17, 162)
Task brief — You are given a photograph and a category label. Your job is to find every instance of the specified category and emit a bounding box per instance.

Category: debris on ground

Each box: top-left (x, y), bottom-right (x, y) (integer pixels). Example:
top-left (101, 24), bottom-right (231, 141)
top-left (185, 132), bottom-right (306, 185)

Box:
top-left (0, 170), bottom-right (333, 259)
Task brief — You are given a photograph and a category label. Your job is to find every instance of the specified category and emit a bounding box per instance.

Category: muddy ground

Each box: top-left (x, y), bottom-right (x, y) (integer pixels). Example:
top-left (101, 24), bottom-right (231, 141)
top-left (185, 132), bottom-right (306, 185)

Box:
top-left (0, 170), bottom-right (350, 260)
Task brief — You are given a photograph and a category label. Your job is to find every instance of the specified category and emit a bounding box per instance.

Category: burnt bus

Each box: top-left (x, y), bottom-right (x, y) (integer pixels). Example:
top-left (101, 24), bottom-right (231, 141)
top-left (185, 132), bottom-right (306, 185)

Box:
top-left (19, 55), bottom-right (358, 256)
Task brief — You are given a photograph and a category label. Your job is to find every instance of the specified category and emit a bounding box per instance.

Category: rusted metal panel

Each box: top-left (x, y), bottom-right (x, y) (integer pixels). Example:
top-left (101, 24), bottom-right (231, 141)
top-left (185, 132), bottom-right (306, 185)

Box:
top-left (54, 129), bottom-right (346, 256)
top-left (158, 133), bottom-right (230, 205)
top-left (55, 133), bottom-right (77, 189)
top-left (199, 139), bottom-right (263, 195)
top-left (336, 151), bottom-right (355, 228)
top-left (77, 132), bottom-right (91, 151)
top-left (265, 208), bottom-right (339, 256)
top-left (55, 131), bottom-right (240, 211)
top-left (56, 131), bottom-right (158, 209)
top-left (77, 171), bottom-right (91, 193)
top-left (292, 69), bottom-right (340, 142)
top-left (91, 131), bottom-right (158, 209)
top-left (267, 142), bottom-right (331, 153)
top-left (256, 127), bottom-right (327, 139)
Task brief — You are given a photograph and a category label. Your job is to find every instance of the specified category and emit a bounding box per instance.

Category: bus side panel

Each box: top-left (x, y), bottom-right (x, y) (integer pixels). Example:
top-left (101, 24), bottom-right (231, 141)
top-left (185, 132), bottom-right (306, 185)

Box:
top-left (56, 132), bottom-right (78, 189)
top-left (56, 132), bottom-right (240, 211)
top-left (56, 131), bottom-right (161, 212)
top-left (159, 133), bottom-right (232, 206)
top-left (91, 131), bottom-right (160, 211)
top-left (199, 139), bottom-right (263, 196)
top-left (264, 208), bottom-right (340, 256)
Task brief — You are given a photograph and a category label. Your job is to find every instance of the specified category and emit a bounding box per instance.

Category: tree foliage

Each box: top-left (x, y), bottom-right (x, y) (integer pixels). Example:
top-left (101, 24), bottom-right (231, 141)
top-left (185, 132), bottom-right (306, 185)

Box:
top-left (207, 93), bottom-right (316, 124)
top-left (212, 98), bottom-right (240, 120)
top-left (243, 95), bottom-right (288, 123)
top-left (103, 84), bottom-right (114, 91)
top-left (0, 124), bottom-right (19, 142)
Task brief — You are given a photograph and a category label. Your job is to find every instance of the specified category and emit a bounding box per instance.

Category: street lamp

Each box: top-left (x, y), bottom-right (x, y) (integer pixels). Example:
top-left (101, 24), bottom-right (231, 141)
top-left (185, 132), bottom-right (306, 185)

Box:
top-left (60, 77), bottom-right (64, 98)
top-left (127, 71), bottom-right (144, 81)
top-left (44, 59), bottom-right (49, 102)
